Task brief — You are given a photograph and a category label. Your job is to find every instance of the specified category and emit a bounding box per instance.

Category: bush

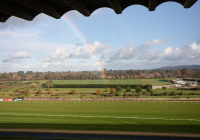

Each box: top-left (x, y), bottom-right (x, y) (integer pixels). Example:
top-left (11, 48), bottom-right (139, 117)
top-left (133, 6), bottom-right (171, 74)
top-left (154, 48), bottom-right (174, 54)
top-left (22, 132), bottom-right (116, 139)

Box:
top-left (34, 88), bottom-right (37, 91)
top-left (23, 88), bottom-right (29, 94)
top-left (137, 92), bottom-right (142, 96)
top-left (15, 89), bottom-right (20, 92)
top-left (162, 87), bottom-right (166, 90)
top-left (105, 88), bottom-right (111, 92)
top-left (10, 93), bottom-right (14, 96)
top-left (126, 86), bottom-right (131, 92)
top-left (30, 83), bottom-right (37, 88)
top-left (110, 88), bottom-right (115, 94)
top-left (46, 88), bottom-right (49, 91)
top-left (172, 92), bottom-right (178, 96)
top-left (96, 89), bottom-right (102, 95)
top-left (49, 89), bottom-right (53, 94)
top-left (71, 90), bottom-right (77, 95)
top-left (180, 91), bottom-right (185, 95)
top-left (116, 86), bottom-right (122, 91)
top-left (146, 87), bottom-right (152, 92)
top-left (164, 92), bottom-right (169, 96)
top-left (3, 93), bottom-right (6, 95)
top-left (38, 89), bottom-right (42, 94)
top-left (116, 92), bottom-right (121, 96)
top-left (56, 88), bottom-right (60, 91)
top-left (101, 93), bottom-right (105, 96)
top-left (151, 92), bottom-right (155, 96)
top-left (135, 86), bottom-right (142, 92)
top-left (123, 93), bottom-right (127, 96)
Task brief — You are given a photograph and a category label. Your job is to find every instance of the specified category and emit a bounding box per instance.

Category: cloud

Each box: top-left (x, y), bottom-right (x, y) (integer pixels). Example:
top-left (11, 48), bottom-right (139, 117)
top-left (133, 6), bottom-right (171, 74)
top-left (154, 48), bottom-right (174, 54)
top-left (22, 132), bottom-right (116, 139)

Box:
top-left (137, 39), bottom-right (170, 52)
top-left (189, 42), bottom-right (200, 51)
top-left (71, 47), bottom-right (90, 59)
top-left (109, 44), bottom-right (138, 60)
top-left (71, 41), bottom-right (112, 59)
top-left (2, 51), bottom-right (31, 63)
top-left (87, 41), bottom-right (112, 54)
top-left (101, 49), bottom-right (115, 59)
top-left (0, 29), bottom-right (43, 40)
top-left (138, 42), bottom-right (200, 67)
top-left (43, 48), bottom-right (70, 63)
top-left (76, 43), bottom-right (84, 46)
top-left (0, 40), bottom-right (70, 53)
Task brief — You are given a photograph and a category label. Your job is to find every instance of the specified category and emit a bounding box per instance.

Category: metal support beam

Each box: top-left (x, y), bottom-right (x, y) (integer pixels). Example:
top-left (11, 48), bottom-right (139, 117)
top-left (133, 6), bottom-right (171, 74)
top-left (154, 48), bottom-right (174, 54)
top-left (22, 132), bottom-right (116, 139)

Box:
top-left (184, 0), bottom-right (197, 8)
top-left (108, 0), bottom-right (122, 14)
top-left (15, 0), bottom-right (60, 19)
top-left (0, 1), bottom-right (33, 20)
top-left (148, 0), bottom-right (158, 11)
top-left (62, 0), bottom-right (90, 16)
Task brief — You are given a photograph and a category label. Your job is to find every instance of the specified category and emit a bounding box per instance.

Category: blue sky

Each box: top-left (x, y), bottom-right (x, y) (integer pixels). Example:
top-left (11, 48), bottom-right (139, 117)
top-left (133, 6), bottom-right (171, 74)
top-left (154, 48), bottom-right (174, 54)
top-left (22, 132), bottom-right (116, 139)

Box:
top-left (0, 1), bottom-right (200, 72)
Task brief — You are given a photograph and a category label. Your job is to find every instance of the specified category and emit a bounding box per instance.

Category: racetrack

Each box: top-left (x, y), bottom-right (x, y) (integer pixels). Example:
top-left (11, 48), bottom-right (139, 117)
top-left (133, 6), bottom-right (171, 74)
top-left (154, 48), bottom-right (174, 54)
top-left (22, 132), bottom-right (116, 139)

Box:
top-left (0, 129), bottom-right (200, 138)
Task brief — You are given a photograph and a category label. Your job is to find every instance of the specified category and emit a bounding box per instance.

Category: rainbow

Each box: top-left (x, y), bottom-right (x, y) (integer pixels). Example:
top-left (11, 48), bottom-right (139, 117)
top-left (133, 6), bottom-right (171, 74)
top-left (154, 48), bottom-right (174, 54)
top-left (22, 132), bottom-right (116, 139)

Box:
top-left (62, 14), bottom-right (106, 79)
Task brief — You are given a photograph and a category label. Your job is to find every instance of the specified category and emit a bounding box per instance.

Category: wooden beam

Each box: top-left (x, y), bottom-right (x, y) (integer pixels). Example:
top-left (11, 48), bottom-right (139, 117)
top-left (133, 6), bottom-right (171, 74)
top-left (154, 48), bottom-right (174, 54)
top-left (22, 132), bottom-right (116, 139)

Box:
top-left (0, 16), bottom-right (6, 22)
top-left (15, 0), bottom-right (61, 19)
top-left (184, 0), bottom-right (197, 8)
top-left (108, 0), bottom-right (122, 14)
top-left (148, 0), bottom-right (158, 11)
top-left (62, 0), bottom-right (90, 16)
top-left (0, 1), bottom-right (33, 20)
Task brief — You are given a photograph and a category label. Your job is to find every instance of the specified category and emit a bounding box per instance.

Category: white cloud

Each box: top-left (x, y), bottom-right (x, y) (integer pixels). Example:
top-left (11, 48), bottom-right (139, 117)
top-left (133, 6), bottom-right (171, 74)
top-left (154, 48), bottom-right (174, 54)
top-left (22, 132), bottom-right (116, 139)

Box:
top-left (70, 41), bottom-right (112, 59)
top-left (101, 49), bottom-right (114, 59)
top-left (87, 41), bottom-right (112, 54)
top-left (189, 42), bottom-right (200, 51)
top-left (43, 48), bottom-right (70, 62)
top-left (137, 39), bottom-right (170, 52)
top-left (0, 29), bottom-right (43, 40)
top-left (109, 44), bottom-right (138, 60)
top-left (2, 51), bottom-right (31, 63)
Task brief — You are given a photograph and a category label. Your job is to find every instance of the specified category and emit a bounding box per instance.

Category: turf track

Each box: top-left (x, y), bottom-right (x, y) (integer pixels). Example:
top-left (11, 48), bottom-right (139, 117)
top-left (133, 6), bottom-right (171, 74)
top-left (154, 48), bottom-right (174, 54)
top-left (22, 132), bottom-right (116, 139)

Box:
top-left (0, 101), bottom-right (200, 134)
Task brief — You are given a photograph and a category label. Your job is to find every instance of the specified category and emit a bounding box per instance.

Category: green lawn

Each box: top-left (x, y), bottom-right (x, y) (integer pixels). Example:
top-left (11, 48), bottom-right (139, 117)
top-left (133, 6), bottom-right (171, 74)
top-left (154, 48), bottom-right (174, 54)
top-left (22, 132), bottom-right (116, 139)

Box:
top-left (53, 79), bottom-right (172, 86)
top-left (0, 101), bottom-right (200, 134)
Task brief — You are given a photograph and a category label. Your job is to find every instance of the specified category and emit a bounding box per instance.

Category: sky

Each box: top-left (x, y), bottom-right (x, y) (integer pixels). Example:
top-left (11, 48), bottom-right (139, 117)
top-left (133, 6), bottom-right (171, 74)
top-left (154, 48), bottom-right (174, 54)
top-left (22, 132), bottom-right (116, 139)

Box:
top-left (0, 1), bottom-right (200, 73)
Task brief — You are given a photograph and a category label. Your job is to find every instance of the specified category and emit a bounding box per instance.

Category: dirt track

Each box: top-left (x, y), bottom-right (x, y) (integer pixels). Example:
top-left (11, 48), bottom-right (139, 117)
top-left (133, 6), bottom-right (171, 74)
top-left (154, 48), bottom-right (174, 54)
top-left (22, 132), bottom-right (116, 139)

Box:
top-left (0, 129), bottom-right (200, 138)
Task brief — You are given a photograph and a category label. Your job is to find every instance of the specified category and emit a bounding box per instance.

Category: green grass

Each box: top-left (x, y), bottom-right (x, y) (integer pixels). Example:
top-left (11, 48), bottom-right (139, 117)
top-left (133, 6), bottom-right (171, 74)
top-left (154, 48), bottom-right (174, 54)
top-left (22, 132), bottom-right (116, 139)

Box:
top-left (53, 79), bottom-right (172, 86)
top-left (0, 101), bottom-right (200, 134)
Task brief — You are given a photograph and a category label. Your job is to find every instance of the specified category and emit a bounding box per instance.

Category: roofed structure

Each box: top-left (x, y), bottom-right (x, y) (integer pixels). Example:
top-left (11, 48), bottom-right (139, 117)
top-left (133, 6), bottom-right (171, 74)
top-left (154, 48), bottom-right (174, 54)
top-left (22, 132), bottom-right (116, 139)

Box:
top-left (0, 0), bottom-right (198, 22)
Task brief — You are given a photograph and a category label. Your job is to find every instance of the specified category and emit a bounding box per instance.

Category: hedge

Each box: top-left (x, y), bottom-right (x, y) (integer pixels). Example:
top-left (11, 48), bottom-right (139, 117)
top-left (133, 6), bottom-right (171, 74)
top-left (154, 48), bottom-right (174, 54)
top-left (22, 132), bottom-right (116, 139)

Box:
top-left (53, 84), bottom-right (152, 89)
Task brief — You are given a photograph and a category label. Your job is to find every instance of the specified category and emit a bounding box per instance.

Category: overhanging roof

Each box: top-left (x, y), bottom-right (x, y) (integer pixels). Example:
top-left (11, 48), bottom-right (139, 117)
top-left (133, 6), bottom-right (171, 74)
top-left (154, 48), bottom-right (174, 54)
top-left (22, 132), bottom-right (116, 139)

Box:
top-left (0, 0), bottom-right (198, 22)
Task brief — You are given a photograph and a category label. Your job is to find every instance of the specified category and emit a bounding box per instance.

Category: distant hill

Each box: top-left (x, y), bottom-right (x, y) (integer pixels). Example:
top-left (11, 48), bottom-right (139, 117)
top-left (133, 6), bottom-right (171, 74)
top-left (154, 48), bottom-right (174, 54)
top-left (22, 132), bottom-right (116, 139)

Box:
top-left (158, 65), bottom-right (200, 70)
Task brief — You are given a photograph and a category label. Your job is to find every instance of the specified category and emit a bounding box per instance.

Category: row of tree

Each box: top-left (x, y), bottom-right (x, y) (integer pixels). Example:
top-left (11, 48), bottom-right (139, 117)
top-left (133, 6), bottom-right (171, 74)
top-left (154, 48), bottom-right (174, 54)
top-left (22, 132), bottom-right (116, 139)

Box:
top-left (0, 68), bottom-right (200, 81)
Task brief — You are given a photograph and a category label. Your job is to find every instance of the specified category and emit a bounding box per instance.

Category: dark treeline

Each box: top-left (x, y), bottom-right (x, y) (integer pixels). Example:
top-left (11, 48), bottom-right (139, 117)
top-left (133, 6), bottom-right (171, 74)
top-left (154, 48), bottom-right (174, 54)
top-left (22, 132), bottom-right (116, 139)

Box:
top-left (0, 68), bottom-right (200, 81)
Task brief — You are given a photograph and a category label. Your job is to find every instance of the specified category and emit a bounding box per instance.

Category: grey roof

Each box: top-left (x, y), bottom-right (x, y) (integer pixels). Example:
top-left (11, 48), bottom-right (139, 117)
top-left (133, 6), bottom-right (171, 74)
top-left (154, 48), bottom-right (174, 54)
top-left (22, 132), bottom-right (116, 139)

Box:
top-left (0, 0), bottom-right (198, 22)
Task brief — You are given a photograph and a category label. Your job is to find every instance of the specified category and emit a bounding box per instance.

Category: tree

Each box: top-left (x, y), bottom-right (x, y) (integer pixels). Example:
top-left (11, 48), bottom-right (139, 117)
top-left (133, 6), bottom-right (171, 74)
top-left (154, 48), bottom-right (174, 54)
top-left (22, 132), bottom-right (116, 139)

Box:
top-left (49, 89), bottom-right (53, 94)
top-left (160, 72), bottom-right (167, 78)
top-left (135, 86), bottom-right (142, 92)
top-left (38, 89), bottom-right (42, 94)
top-left (71, 90), bottom-right (77, 94)
top-left (110, 88), bottom-right (115, 94)
top-left (126, 86), bottom-right (131, 92)
top-left (116, 86), bottom-right (122, 91)
top-left (46, 80), bottom-right (53, 88)
top-left (96, 89), bottom-right (102, 95)
top-left (146, 87), bottom-right (152, 92)
top-left (174, 70), bottom-right (181, 77)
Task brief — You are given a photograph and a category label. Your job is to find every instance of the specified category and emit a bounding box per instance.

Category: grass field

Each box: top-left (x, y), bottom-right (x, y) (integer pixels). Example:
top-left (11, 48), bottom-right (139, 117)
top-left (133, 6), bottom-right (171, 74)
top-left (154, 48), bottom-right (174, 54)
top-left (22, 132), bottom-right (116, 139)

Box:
top-left (52, 79), bottom-right (172, 86)
top-left (0, 101), bottom-right (200, 134)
